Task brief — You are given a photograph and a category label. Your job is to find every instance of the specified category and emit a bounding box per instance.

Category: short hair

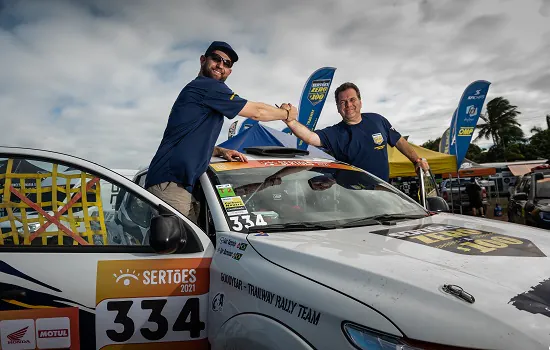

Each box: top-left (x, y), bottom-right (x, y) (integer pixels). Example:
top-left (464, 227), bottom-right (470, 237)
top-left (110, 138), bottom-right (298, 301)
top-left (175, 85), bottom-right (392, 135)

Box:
top-left (334, 82), bottom-right (361, 103)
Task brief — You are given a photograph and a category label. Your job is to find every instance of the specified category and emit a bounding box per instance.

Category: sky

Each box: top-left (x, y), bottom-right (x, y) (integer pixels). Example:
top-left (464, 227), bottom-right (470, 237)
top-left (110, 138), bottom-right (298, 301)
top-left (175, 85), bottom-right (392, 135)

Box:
top-left (0, 0), bottom-right (549, 170)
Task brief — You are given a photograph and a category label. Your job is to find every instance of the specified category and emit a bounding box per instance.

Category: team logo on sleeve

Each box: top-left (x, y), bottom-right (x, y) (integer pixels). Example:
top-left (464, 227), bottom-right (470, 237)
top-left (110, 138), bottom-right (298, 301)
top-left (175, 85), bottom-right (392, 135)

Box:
top-left (372, 133), bottom-right (384, 145)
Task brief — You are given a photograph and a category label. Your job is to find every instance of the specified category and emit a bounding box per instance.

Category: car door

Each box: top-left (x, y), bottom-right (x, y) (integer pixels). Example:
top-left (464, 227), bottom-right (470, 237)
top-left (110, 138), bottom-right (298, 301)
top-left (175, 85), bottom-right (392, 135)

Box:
top-left (0, 148), bottom-right (213, 350)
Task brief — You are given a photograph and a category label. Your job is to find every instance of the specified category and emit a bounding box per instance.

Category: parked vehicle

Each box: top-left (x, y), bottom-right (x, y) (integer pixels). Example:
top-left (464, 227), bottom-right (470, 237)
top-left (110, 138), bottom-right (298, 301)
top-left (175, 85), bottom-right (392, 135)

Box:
top-left (1, 146), bottom-right (549, 350)
top-left (508, 164), bottom-right (550, 229)
top-left (440, 177), bottom-right (488, 213)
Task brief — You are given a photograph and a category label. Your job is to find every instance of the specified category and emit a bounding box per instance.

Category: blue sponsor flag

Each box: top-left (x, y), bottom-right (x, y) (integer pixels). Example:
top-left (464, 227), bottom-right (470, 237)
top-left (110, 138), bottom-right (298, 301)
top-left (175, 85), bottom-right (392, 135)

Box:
top-left (449, 80), bottom-right (491, 168)
top-left (296, 67), bottom-right (336, 150)
top-left (439, 109), bottom-right (457, 154)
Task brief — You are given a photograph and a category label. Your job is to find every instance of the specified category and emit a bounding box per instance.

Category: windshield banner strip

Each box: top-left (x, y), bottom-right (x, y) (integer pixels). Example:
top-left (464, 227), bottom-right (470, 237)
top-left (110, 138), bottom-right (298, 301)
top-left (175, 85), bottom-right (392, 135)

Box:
top-left (210, 160), bottom-right (361, 172)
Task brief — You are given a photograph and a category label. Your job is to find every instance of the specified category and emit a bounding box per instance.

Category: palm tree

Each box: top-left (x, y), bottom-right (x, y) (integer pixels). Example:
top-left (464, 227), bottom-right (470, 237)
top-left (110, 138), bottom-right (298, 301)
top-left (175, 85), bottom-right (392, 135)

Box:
top-left (474, 97), bottom-right (523, 160)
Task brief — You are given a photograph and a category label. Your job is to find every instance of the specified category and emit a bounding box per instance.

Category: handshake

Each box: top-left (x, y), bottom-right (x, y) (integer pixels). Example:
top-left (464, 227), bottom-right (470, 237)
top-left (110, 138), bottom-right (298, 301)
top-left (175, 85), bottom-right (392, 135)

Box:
top-left (277, 103), bottom-right (298, 124)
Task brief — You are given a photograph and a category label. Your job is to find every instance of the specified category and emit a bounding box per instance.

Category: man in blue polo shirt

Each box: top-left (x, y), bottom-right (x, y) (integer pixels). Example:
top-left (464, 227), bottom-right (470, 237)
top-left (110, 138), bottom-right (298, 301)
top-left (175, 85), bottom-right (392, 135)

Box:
top-left (281, 82), bottom-right (429, 182)
top-left (145, 41), bottom-right (297, 222)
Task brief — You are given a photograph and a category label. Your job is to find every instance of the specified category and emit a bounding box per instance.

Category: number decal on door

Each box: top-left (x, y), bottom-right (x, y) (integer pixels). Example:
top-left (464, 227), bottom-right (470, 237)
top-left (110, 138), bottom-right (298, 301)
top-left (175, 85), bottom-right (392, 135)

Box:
top-left (97, 295), bottom-right (208, 348)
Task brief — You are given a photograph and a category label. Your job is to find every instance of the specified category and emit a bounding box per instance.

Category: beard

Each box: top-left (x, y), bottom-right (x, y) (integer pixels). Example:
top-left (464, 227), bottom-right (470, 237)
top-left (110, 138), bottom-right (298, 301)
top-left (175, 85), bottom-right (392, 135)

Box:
top-left (200, 64), bottom-right (227, 82)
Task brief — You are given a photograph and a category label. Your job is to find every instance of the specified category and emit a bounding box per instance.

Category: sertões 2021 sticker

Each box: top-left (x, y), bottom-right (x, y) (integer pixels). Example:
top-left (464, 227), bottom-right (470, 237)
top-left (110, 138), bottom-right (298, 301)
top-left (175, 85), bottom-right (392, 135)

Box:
top-left (95, 258), bottom-right (211, 350)
top-left (372, 224), bottom-right (546, 257)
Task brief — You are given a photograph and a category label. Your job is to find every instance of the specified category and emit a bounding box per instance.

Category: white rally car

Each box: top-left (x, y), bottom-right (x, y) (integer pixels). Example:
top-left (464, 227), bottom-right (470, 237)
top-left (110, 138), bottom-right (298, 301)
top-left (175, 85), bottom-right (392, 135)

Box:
top-left (0, 145), bottom-right (549, 350)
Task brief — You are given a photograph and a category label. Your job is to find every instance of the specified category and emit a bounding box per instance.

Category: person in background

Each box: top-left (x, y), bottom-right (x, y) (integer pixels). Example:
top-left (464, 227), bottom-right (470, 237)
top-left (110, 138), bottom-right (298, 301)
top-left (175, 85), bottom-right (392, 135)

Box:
top-left (465, 178), bottom-right (485, 217)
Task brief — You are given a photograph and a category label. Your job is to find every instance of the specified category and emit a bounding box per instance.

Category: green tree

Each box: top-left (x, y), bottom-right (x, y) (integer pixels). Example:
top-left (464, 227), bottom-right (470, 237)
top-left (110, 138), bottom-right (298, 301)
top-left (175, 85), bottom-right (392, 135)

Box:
top-left (474, 97), bottom-right (524, 161)
top-left (465, 143), bottom-right (483, 163)
top-left (421, 137), bottom-right (441, 151)
top-left (529, 116), bottom-right (550, 159)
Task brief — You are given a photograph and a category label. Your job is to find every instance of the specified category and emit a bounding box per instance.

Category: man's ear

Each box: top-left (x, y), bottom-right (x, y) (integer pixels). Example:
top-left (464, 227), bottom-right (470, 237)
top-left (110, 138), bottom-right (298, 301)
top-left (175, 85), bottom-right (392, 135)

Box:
top-left (200, 55), bottom-right (206, 64)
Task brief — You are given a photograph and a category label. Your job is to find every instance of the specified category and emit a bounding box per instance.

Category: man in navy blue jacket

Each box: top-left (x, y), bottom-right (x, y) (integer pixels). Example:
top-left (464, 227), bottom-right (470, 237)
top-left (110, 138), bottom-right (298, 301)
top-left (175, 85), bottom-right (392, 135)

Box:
top-left (282, 82), bottom-right (429, 182)
top-left (145, 41), bottom-right (297, 222)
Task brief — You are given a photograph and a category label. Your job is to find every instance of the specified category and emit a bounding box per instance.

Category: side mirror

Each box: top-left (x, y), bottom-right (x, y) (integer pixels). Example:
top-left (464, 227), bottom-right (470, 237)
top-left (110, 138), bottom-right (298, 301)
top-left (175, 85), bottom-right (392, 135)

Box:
top-left (149, 205), bottom-right (187, 254)
top-left (426, 196), bottom-right (450, 212)
top-left (513, 192), bottom-right (528, 201)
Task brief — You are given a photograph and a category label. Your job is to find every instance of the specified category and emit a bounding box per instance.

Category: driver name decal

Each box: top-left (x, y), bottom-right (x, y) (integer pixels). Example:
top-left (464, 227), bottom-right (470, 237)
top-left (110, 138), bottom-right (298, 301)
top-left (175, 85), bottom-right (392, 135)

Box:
top-left (371, 224), bottom-right (546, 257)
top-left (95, 258), bottom-right (211, 349)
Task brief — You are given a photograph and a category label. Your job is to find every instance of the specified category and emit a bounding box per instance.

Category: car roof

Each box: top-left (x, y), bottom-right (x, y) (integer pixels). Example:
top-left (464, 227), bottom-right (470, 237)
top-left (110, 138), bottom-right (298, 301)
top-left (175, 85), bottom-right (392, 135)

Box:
top-left (134, 147), bottom-right (341, 178)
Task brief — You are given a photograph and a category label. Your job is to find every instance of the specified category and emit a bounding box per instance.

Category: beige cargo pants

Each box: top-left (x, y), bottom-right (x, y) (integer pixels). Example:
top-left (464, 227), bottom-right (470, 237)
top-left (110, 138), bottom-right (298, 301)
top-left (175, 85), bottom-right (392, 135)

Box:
top-left (147, 182), bottom-right (200, 224)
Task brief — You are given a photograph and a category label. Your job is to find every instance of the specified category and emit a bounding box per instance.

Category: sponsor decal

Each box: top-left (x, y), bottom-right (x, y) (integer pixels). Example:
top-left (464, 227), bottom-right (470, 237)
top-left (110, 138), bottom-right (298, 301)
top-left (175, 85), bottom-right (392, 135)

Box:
top-left (212, 293), bottom-right (224, 312)
top-left (210, 160), bottom-right (360, 172)
top-left (247, 284), bottom-right (321, 326)
top-left (371, 224), bottom-right (546, 257)
top-left (458, 127), bottom-right (474, 136)
top-left (36, 317), bottom-right (71, 349)
top-left (216, 184), bottom-right (236, 198)
top-left (95, 259), bottom-right (211, 349)
top-left (465, 105), bottom-right (478, 117)
top-left (221, 196), bottom-right (248, 216)
top-left (372, 133), bottom-right (384, 145)
top-left (509, 278), bottom-right (550, 318)
top-left (0, 308), bottom-right (79, 350)
top-left (255, 232), bottom-right (269, 236)
top-left (307, 79), bottom-right (331, 106)
top-left (217, 272), bottom-right (321, 326)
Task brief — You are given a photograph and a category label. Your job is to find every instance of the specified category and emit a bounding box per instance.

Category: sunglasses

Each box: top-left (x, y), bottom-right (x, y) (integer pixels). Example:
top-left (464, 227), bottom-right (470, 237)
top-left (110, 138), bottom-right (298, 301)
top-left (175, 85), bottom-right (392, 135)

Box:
top-left (208, 52), bottom-right (233, 68)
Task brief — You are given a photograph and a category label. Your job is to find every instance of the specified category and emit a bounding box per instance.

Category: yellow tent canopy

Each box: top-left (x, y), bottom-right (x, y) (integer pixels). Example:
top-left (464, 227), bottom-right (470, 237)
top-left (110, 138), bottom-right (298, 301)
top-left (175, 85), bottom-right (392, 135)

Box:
top-left (388, 143), bottom-right (457, 178)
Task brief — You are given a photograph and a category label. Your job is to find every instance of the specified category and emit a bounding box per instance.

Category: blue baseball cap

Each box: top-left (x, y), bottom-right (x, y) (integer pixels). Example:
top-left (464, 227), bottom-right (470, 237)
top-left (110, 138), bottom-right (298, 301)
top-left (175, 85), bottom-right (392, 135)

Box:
top-left (205, 41), bottom-right (239, 63)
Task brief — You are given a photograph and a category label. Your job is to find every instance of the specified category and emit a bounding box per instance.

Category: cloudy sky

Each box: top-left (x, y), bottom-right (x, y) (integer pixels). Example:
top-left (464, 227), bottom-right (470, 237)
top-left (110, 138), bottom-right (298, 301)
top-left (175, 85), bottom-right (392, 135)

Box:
top-left (1, 0), bottom-right (549, 170)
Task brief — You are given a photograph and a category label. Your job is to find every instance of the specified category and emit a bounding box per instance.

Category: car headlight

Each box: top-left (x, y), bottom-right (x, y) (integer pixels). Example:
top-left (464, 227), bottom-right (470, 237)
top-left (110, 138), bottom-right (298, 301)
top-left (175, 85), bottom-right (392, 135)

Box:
top-left (539, 211), bottom-right (550, 221)
top-left (343, 323), bottom-right (422, 350)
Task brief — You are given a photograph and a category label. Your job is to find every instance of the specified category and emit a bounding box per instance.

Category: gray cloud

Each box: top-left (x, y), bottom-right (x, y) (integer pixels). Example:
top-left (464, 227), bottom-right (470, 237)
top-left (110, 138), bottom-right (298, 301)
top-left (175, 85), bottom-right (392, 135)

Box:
top-left (0, 0), bottom-right (549, 169)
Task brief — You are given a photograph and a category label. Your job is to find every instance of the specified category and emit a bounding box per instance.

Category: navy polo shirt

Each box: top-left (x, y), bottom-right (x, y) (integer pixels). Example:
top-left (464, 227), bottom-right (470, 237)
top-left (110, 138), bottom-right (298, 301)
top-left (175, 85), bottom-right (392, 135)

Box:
top-left (145, 76), bottom-right (247, 192)
top-left (315, 113), bottom-right (402, 182)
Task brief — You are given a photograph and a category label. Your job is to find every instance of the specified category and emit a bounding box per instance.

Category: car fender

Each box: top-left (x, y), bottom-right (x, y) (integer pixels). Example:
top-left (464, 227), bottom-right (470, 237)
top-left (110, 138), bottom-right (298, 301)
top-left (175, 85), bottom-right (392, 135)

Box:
top-left (210, 313), bottom-right (319, 350)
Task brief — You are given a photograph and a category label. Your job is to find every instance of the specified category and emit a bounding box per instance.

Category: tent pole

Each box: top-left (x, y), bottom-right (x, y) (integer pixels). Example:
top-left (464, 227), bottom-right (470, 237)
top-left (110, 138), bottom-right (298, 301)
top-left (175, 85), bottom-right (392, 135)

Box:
top-left (449, 173), bottom-right (454, 213)
top-left (457, 171), bottom-right (463, 215)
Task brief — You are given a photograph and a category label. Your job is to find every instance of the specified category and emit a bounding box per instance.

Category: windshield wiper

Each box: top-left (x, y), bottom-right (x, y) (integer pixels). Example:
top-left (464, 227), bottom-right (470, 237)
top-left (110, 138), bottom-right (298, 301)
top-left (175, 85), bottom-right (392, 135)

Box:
top-left (342, 214), bottom-right (427, 228)
top-left (248, 222), bottom-right (337, 233)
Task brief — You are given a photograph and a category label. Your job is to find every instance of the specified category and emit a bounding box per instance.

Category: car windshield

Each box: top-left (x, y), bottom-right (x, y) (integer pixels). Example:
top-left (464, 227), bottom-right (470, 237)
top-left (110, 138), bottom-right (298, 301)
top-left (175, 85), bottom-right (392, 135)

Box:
top-left (536, 178), bottom-right (550, 198)
top-left (445, 179), bottom-right (472, 187)
top-left (207, 160), bottom-right (428, 233)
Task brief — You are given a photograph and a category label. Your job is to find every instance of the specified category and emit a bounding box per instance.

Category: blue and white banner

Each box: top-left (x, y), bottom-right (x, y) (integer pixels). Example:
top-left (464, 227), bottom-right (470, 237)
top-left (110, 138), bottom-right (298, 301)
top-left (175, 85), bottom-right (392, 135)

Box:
top-left (296, 67), bottom-right (336, 150)
top-left (449, 80), bottom-right (491, 167)
top-left (439, 109), bottom-right (456, 154)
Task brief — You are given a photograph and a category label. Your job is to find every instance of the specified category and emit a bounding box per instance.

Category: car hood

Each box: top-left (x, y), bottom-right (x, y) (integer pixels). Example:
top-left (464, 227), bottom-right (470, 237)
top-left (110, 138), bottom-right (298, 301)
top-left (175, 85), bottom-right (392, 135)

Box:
top-left (247, 214), bottom-right (550, 349)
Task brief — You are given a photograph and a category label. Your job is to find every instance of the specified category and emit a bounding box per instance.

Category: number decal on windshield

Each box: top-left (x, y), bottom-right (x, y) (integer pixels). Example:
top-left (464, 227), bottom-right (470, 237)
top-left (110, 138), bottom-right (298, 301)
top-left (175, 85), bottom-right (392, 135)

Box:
top-left (230, 214), bottom-right (268, 231)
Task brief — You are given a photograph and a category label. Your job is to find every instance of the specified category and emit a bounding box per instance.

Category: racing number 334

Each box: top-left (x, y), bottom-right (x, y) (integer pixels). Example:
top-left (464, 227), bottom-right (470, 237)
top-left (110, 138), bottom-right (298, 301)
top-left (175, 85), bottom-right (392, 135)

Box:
top-left (106, 297), bottom-right (204, 342)
top-left (96, 294), bottom-right (209, 348)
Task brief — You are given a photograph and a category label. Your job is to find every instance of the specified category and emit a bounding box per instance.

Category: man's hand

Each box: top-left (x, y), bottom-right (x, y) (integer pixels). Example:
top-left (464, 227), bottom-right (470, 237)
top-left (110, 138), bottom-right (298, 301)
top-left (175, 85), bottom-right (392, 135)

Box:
top-left (279, 103), bottom-right (298, 123)
top-left (415, 158), bottom-right (430, 173)
top-left (215, 147), bottom-right (248, 162)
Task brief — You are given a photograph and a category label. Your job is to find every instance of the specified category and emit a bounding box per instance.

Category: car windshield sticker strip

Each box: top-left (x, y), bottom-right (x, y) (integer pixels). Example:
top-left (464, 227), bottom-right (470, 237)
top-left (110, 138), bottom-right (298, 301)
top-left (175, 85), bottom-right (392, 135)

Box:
top-left (0, 159), bottom-right (108, 246)
top-left (210, 160), bottom-right (361, 172)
